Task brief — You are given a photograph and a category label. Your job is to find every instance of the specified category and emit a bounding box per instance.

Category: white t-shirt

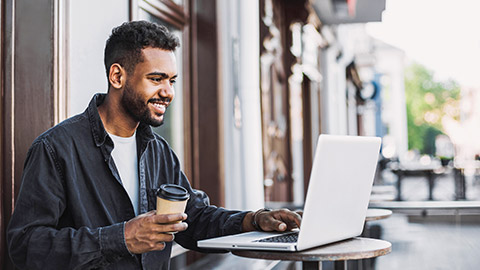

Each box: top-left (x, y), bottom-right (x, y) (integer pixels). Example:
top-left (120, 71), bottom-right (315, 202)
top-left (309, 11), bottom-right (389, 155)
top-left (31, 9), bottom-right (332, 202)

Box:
top-left (108, 132), bottom-right (139, 216)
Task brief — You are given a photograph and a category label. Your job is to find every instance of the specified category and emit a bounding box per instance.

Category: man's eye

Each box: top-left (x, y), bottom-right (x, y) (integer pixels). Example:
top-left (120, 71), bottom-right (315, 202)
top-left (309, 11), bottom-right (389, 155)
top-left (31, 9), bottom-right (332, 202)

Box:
top-left (151, 78), bottom-right (162, 82)
top-left (170, 80), bottom-right (176, 85)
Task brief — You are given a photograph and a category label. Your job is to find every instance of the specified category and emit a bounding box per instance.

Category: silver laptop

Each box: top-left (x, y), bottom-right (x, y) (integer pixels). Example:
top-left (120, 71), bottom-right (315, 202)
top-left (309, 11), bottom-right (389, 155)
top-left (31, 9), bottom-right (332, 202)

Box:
top-left (198, 134), bottom-right (381, 252)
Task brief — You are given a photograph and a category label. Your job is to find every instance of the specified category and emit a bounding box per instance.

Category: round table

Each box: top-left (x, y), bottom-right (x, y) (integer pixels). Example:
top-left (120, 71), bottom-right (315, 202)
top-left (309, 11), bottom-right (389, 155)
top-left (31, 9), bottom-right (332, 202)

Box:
top-left (232, 237), bottom-right (391, 270)
top-left (365, 208), bottom-right (393, 222)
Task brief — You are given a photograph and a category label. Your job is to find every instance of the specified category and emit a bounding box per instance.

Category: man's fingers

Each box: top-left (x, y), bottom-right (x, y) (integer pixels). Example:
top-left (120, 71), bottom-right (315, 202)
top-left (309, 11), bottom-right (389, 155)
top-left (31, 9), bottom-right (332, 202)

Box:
top-left (151, 213), bottom-right (187, 224)
top-left (273, 209), bottom-right (302, 228)
top-left (125, 212), bottom-right (189, 254)
top-left (286, 221), bottom-right (299, 230)
top-left (146, 240), bottom-right (167, 251)
top-left (270, 217), bottom-right (286, 231)
top-left (152, 222), bottom-right (188, 233)
top-left (146, 231), bottom-right (175, 242)
top-left (288, 211), bottom-right (302, 227)
top-left (258, 209), bottom-right (302, 232)
top-left (154, 241), bottom-right (166, 251)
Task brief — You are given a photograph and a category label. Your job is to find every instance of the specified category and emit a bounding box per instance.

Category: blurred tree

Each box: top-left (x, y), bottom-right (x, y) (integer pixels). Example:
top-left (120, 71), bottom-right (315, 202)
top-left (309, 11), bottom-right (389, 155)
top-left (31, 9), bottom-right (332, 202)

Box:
top-left (404, 62), bottom-right (461, 155)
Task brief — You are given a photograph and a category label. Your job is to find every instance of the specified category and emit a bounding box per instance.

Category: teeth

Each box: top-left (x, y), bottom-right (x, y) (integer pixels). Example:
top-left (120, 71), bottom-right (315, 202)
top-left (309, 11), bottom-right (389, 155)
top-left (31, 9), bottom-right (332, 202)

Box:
top-left (153, 103), bottom-right (166, 109)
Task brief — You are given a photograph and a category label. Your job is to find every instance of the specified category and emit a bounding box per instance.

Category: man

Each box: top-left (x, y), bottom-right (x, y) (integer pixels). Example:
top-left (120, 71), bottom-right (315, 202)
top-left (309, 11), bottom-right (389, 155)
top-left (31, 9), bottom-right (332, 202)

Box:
top-left (7, 21), bottom-right (301, 269)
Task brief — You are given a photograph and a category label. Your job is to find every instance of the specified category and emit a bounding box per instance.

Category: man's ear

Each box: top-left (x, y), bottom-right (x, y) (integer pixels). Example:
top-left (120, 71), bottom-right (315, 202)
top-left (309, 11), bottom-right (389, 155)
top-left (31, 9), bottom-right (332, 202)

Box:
top-left (108, 63), bottom-right (126, 89)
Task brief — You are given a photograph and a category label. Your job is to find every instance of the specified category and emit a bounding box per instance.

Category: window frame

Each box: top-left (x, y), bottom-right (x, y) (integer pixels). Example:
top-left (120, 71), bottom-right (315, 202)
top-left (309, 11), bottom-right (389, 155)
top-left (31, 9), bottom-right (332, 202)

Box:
top-left (130, 0), bottom-right (193, 180)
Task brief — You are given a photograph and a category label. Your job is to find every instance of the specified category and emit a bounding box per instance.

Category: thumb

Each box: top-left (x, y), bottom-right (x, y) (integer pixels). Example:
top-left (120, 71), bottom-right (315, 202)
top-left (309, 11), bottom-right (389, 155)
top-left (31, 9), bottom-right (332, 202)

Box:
top-left (272, 220), bottom-right (287, 231)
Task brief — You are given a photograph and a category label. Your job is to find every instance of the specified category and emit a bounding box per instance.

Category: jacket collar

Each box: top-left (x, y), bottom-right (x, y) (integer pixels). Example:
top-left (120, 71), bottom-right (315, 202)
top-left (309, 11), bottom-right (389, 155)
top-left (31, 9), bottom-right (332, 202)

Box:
top-left (87, 94), bottom-right (109, 147)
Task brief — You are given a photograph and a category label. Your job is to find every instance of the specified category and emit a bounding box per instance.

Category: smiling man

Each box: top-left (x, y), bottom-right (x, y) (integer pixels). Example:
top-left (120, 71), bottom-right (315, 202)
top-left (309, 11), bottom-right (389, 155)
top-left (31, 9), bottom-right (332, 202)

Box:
top-left (7, 21), bottom-right (301, 270)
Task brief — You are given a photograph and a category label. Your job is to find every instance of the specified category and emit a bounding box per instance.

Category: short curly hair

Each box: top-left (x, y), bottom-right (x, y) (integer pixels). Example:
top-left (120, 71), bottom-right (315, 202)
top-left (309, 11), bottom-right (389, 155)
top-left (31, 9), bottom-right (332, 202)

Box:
top-left (104, 20), bottom-right (180, 77)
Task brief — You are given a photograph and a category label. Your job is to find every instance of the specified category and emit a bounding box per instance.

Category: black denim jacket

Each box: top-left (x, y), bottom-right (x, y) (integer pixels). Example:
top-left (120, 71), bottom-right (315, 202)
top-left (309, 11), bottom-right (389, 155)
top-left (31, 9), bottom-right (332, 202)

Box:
top-left (7, 94), bottom-right (247, 269)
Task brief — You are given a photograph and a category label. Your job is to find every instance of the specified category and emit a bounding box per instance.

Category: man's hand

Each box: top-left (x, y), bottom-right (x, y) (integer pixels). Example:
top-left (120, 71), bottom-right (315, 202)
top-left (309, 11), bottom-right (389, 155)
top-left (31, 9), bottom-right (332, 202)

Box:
top-left (242, 209), bottom-right (303, 232)
top-left (124, 210), bottom-right (188, 254)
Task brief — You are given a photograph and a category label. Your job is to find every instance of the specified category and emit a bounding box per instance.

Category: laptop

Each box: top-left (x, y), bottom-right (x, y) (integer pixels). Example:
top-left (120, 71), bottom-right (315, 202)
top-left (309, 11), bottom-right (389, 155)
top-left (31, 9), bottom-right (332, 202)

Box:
top-left (198, 134), bottom-right (381, 252)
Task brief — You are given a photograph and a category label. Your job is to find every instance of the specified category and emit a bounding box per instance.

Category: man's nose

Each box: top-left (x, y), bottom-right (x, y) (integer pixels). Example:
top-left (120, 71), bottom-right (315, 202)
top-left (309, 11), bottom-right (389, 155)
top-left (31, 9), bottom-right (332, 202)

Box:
top-left (159, 82), bottom-right (175, 100)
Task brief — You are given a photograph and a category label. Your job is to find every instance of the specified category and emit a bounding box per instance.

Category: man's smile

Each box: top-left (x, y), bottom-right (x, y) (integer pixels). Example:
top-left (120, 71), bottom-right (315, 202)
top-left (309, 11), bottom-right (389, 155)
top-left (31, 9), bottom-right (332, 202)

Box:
top-left (148, 97), bottom-right (171, 115)
top-left (150, 101), bottom-right (167, 114)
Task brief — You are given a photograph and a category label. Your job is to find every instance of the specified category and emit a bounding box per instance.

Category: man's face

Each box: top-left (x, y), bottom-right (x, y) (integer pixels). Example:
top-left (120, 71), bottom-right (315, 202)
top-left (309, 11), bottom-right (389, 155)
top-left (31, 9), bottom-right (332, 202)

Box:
top-left (121, 47), bottom-right (177, 127)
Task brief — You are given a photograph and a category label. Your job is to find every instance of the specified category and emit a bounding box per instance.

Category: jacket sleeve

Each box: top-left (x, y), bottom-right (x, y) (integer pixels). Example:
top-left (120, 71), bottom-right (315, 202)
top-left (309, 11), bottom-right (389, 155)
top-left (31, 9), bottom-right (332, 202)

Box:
top-left (7, 139), bottom-right (131, 269)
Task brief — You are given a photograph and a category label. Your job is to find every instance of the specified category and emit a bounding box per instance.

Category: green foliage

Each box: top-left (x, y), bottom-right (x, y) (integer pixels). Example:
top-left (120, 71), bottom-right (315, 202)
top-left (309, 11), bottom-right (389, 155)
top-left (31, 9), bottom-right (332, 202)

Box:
top-left (404, 62), bottom-right (461, 155)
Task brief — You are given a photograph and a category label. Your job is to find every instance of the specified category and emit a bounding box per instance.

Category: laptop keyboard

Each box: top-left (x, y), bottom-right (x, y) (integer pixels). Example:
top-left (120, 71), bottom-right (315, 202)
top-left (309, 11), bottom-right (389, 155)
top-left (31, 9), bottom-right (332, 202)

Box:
top-left (255, 232), bottom-right (299, 243)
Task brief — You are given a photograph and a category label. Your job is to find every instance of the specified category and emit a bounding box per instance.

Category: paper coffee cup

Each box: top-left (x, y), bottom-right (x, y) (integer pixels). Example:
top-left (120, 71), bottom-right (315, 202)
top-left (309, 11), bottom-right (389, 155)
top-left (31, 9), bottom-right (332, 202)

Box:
top-left (156, 184), bottom-right (190, 217)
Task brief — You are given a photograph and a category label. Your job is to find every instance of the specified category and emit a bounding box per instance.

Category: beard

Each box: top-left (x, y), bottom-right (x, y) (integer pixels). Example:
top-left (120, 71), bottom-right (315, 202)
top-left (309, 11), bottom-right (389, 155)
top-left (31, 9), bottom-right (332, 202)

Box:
top-left (121, 82), bottom-right (165, 127)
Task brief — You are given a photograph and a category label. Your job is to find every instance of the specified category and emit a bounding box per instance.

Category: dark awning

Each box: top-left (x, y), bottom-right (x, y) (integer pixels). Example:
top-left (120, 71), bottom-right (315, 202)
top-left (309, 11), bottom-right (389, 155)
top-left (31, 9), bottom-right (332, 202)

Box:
top-left (313, 0), bottom-right (386, 25)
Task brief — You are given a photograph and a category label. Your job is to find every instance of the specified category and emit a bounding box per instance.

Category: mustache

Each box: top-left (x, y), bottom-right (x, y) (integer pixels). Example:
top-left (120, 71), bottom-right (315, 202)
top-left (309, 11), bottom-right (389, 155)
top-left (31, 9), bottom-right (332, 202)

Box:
top-left (148, 97), bottom-right (171, 103)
